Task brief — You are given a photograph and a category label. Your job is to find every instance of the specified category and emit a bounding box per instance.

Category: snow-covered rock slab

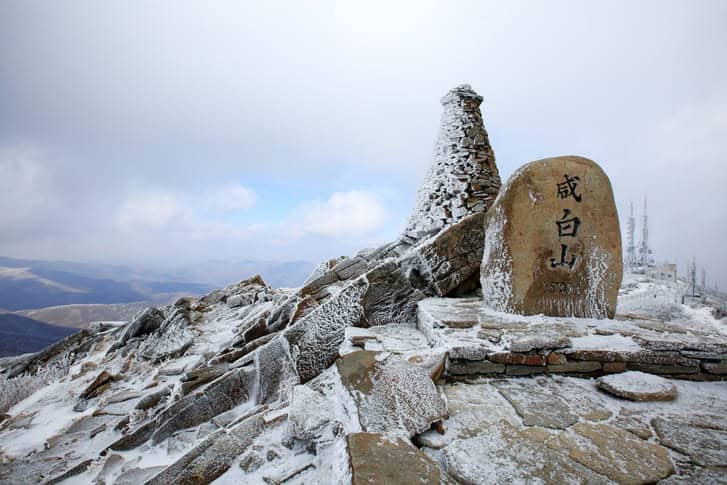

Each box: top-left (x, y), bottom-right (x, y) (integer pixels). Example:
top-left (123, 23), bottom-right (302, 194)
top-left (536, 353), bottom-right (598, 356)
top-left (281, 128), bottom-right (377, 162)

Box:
top-left (596, 371), bottom-right (677, 401)
top-left (335, 351), bottom-right (446, 438)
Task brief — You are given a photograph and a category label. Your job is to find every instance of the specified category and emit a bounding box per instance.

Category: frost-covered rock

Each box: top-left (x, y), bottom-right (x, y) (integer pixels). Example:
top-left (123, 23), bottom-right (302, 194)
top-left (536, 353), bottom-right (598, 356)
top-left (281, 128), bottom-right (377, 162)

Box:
top-left (596, 371), bottom-right (677, 401)
top-left (443, 421), bottom-right (609, 484)
top-left (107, 307), bottom-right (165, 353)
top-left (284, 279), bottom-right (368, 383)
top-left (347, 432), bottom-right (442, 484)
top-left (481, 156), bottom-right (622, 318)
top-left (287, 384), bottom-right (331, 442)
top-left (336, 351), bottom-right (446, 437)
top-left (404, 84), bottom-right (500, 242)
top-left (405, 212), bottom-right (486, 297)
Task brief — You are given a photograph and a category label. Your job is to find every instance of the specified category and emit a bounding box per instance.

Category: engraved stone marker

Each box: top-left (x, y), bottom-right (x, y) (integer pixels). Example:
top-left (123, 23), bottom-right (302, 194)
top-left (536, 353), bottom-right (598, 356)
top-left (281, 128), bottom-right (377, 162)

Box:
top-left (480, 156), bottom-right (622, 318)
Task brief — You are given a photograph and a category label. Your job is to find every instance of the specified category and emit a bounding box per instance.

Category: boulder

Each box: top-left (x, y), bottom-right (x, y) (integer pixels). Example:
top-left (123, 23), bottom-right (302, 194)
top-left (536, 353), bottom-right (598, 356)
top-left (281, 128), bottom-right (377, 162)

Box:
top-left (108, 307), bottom-right (165, 353)
top-left (336, 351), bottom-right (446, 437)
top-left (481, 155), bottom-right (622, 318)
top-left (287, 384), bottom-right (331, 442)
top-left (80, 370), bottom-right (117, 400)
top-left (147, 411), bottom-right (267, 485)
top-left (135, 386), bottom-right (172, 410)
top-left (284, 279), bottom-right (368, 383)
top-left (403, 84), bottom-right (500, 242)
top-left (596, 371), bottom-right (677, 401)
top-left (347, 432), bottom-right (441, 485)
top-left (408, 212), bottom-right (486, 296)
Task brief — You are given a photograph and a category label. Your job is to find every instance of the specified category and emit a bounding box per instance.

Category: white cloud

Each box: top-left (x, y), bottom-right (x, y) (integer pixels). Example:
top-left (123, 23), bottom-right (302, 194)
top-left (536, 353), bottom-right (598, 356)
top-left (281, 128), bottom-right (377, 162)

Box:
top-left (288, 190), bottom-right (387, 236)
top-left (205, 184), bottom-right (257, 212)
top-left (0, 144), bottom-right (52, 235)
top-left (116, 191), bottom-right (183, 229)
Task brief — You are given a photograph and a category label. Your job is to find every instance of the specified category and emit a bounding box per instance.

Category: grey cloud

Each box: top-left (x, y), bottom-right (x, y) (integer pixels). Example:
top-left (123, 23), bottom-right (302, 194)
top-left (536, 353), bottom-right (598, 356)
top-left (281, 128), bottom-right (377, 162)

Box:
top-left (0, 1), bottom-right (726, 286)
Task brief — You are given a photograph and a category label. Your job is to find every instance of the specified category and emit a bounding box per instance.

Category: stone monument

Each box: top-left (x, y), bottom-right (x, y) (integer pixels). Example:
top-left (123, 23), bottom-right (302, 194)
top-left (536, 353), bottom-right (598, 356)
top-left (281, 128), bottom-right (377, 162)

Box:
top-left (403, 84), bottom-right (501, 243)
top-left (480, 155), bottom-right (622, 318)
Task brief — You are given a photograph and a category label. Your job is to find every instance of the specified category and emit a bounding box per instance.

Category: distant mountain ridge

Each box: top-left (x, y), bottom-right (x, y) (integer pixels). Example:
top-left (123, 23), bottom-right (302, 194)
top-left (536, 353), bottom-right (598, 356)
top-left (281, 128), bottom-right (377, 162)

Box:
top-left (0, 312), bottom-right (77, 357)
top-left (0, 257), bottom-right (315, 311)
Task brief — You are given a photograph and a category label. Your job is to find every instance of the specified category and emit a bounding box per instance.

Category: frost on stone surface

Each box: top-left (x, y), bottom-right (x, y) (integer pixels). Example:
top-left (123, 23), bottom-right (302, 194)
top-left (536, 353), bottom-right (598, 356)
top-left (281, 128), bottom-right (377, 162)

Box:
top-left (403, 84), bottom-right (500, 242)
top-left (596, 371), bottom-right (677, 401)
top-left (284, 279), bottom-right (368, 383)
top-left (336, 351), bottom-right (446, 438)
top-left (480, 205), bottom-right (513, 312)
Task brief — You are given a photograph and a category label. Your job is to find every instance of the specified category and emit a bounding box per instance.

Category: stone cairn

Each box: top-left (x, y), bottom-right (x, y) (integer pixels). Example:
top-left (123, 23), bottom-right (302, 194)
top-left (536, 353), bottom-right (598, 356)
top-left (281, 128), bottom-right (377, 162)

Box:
top-left (402, 84), bottom-right (501, 243)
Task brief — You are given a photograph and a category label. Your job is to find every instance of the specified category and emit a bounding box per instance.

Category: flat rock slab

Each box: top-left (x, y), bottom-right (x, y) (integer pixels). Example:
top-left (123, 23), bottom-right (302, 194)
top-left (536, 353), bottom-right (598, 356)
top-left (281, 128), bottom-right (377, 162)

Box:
top-left (551, 422), bottom-right (674, 483)
top-left (653, 417), bottom-right (727, 467)
top-left (443, 421), bottom-right (610, 484)
top-left (596, 371), bottom-right (677, 401)
top-left (493, 381), bottom-right (578, 429)
top-left (348, 432), bottom-right (441, 485)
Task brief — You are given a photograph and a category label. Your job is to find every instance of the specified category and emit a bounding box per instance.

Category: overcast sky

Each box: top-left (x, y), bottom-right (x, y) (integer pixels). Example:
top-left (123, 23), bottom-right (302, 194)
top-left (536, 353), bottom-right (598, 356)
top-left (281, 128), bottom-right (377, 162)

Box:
top-left (1, 1), bottom-right (726, 288)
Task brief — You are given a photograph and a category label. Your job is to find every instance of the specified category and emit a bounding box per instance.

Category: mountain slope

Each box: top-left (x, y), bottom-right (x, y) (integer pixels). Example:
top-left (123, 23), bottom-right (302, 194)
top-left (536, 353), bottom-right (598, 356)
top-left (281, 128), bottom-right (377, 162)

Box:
top-left (0, 313), bottom-right (78, 357)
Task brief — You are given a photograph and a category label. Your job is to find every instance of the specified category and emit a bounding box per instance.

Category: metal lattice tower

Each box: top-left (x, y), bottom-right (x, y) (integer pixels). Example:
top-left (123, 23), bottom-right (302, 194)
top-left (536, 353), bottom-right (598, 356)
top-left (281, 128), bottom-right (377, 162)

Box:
top-left (689, 258), bottom-right (697, 297)
top-left (625, 202), bottom-right (636, 267)
top-left (638, 198), bottom-right (650, 266)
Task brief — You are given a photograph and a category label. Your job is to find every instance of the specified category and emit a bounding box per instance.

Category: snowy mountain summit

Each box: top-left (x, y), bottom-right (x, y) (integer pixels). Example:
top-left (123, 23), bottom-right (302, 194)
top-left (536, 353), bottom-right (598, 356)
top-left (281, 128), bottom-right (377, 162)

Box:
top-left (2, 86), bottom-right (727, 484)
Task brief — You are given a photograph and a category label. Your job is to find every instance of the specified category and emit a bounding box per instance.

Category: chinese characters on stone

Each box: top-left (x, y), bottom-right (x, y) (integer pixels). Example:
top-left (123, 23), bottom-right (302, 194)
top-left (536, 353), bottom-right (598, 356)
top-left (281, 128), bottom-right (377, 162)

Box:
top-left (550, 175), bottom-right (582, 270)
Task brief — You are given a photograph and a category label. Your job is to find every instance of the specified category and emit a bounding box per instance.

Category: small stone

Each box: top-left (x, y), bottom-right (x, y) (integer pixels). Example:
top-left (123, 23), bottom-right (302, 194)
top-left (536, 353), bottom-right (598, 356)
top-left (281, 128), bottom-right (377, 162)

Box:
top-left (448, 360), bottom-right (505, 376)
top-left (239, 451), bottom-right (264, 473)
top-left (602, 362), bottom-right (627, 372)
top-left (546, 352), bottom-right (567, 365)
top-left (505, 365), bottom-right (546, 376)
top-left (488, 352), bottom-right (546, 366)
top-left (548, 361), bottom-right (601, 373)
top-left (266, 448), bottom-right (281, 462)
top-left (703, 361), bottom-right (727, 374)
top-left (596, 372), bottom-right (677, 401)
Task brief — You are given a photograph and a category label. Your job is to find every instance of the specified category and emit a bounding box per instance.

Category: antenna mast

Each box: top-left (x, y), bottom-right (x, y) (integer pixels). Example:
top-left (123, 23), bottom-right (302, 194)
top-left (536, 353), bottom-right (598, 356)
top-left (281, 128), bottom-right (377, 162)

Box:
top-left (625, 202), bottom-right (636, 268)
top-left (638, 197), bottom-right (650, 266)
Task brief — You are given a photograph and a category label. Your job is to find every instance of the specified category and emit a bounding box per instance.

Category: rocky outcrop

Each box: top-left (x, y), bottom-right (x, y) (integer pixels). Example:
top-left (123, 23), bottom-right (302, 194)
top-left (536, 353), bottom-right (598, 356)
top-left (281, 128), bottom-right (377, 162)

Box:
top-left (405, 212), bottom-right (486, 296)
top-left (403, 84), bottom-right (500, 242)
top-left (107, 307), bottom-right (165, 353)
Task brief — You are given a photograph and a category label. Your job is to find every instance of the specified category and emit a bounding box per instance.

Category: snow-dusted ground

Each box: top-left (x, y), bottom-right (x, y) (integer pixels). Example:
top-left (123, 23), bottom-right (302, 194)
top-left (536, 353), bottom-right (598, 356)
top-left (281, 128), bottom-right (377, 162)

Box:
top-left (0, 270), bottom-right (725, 484)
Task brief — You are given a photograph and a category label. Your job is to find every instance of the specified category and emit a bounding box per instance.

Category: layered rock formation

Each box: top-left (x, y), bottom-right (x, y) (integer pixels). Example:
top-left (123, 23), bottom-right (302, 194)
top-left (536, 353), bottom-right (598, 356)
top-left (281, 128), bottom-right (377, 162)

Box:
top-left (403, 84), bottom-right (501, 243)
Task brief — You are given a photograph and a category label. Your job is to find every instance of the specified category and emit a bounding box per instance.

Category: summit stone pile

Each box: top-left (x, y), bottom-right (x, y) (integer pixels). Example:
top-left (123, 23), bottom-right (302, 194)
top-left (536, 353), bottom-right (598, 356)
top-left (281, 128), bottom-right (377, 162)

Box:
top-left (403, 84), bottom-right (501, 243)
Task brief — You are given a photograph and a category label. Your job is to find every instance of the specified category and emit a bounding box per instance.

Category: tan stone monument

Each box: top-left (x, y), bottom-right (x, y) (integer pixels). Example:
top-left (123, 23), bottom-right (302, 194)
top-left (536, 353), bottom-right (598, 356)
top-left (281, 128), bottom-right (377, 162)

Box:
top-left (480, 156), bottom-right (622, 318)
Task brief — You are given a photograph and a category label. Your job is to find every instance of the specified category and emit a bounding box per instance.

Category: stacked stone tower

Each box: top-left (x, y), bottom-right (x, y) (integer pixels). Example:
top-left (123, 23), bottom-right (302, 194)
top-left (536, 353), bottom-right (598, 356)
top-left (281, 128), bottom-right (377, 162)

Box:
top-left (403, 84), bottom-right (501, 242)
